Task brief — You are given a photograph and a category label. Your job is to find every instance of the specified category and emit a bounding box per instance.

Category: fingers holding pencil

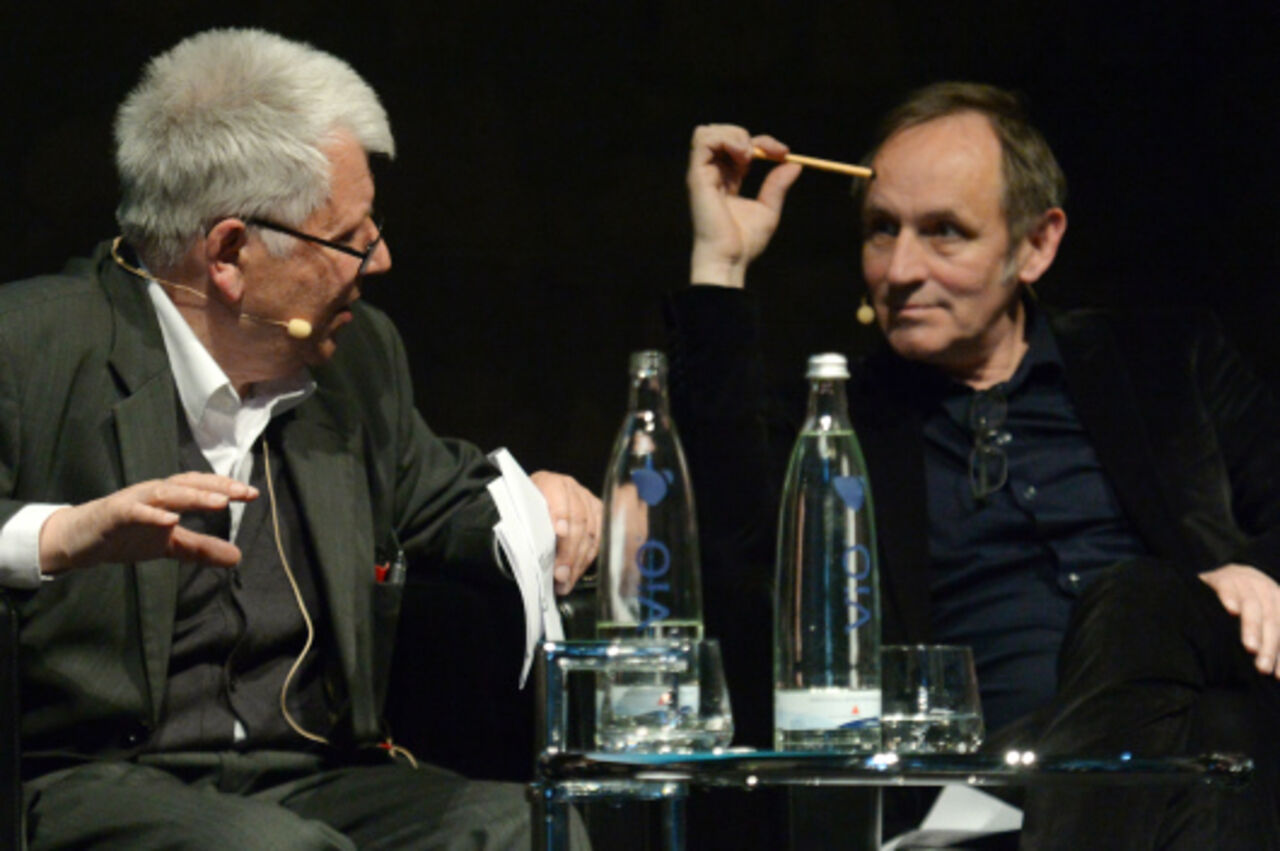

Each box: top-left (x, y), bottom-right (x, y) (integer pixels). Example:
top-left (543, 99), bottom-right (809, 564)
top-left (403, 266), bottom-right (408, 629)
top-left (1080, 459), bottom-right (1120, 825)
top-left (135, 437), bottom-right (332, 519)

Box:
top-left (688, 125), bottom-right (804, 288)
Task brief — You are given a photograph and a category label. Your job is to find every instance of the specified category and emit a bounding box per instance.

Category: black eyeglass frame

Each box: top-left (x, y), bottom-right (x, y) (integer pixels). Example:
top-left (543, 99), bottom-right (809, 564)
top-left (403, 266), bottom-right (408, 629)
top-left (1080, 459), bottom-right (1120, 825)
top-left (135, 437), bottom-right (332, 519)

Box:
top-left (246, 215), bottom-right (385, 276)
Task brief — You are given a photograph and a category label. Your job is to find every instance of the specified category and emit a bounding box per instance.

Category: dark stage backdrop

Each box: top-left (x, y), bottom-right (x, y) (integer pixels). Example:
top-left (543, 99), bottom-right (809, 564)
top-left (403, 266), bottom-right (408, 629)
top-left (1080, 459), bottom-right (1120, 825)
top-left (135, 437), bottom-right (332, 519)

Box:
top-left (3, 1), bottom-right (1277, 489)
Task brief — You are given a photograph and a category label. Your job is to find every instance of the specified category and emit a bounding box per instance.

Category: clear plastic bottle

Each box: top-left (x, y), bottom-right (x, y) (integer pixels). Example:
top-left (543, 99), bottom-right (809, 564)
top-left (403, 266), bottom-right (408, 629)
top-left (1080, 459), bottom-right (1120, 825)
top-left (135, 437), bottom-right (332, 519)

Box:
top-left (773, 353), bottom-right (881, 752)
top-left (596, 350), bottom-right (704, 642)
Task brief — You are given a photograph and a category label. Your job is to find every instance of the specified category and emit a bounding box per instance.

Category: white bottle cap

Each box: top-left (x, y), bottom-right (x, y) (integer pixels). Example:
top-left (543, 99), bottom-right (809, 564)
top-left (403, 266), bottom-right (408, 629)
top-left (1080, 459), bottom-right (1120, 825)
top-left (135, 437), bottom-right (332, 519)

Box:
top-left (630, 350), bottom-right (667, 376)
top-left (806, 353), bottom-right (850, 380)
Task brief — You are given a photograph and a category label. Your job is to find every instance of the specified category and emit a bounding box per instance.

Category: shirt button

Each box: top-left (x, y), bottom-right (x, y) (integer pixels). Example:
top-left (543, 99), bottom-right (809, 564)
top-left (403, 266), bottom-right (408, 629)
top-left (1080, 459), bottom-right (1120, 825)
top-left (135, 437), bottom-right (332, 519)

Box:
top-left (1023, 485), bottom-right (1038, 501)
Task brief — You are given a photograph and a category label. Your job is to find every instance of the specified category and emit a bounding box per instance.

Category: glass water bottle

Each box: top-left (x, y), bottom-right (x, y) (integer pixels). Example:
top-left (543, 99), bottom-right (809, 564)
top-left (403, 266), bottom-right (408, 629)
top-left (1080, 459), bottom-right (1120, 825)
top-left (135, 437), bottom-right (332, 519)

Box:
top-left (773, 353), bottom-right (881, 752)
top-left (596, 350), bottom-right (704, 641)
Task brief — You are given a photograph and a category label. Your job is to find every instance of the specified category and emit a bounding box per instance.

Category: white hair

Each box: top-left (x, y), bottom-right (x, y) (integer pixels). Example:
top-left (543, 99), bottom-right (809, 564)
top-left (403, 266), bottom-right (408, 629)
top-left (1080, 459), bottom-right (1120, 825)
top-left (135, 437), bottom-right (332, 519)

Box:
top-left (114, 28), bottom-right (395, 267)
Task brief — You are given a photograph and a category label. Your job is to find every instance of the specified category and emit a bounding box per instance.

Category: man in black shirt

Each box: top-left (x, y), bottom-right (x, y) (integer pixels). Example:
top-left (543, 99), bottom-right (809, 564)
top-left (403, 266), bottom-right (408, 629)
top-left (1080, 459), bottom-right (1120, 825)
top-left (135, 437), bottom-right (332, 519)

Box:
top-left (669, 82), bottom-right (1280, 848)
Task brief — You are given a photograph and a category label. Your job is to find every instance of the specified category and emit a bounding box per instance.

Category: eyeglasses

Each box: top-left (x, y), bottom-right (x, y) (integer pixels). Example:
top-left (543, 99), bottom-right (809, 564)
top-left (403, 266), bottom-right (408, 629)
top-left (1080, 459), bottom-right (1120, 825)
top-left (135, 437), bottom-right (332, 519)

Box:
top-left (968, 388), bottom-right (1010, 501)
top-left (246, 215), bottom-right (385, 277)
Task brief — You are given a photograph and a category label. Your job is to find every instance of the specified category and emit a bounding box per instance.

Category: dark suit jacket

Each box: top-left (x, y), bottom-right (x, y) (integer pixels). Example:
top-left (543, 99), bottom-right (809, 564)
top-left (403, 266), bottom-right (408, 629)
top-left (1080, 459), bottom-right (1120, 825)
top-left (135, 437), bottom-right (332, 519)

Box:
top-left (664, 286), bottom-right (1280, 746)
top-left (0, 243), bottom-right (502, 761)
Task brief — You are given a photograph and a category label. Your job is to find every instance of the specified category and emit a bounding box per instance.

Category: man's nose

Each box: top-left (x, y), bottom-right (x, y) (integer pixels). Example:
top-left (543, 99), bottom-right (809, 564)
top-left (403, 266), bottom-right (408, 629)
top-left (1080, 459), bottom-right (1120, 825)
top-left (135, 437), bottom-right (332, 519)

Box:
top-left (885, 231), bottom-right (926, 285)
top-left (364, 238), bottom-right (392, 277)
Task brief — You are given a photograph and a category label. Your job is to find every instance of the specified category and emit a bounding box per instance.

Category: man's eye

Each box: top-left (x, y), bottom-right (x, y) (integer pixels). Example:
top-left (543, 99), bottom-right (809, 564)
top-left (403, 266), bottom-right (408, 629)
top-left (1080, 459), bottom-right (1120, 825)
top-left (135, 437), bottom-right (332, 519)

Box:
top-left (864, 219), bottom-right (898, 239)
top-left (927, 221), bottom-right (967, 239)
top-left (341, 213), bottom-right (379, 247)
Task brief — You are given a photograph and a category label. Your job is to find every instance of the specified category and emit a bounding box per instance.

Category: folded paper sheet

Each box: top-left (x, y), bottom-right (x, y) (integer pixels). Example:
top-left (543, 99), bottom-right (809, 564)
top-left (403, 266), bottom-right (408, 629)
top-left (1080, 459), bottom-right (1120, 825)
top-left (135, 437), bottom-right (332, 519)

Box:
top-left (487, 448), bottom-right (565, 686)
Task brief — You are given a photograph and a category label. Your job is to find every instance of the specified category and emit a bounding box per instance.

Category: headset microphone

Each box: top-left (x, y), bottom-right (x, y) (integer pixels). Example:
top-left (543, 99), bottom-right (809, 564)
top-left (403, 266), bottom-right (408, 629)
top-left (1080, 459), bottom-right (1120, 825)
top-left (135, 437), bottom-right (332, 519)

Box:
top-left (234, 310), bottom-right (314, 339)
top-left (213, 310), bottom-right (312, 339)
top-left (112, 237), bottom-right (314, 340)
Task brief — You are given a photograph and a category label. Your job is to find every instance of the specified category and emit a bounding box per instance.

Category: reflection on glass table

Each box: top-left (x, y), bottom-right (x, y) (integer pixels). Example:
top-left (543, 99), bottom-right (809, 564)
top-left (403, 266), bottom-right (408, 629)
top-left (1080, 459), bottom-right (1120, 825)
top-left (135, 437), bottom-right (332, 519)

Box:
top-left (538, 748), bottom-right (1253, 789)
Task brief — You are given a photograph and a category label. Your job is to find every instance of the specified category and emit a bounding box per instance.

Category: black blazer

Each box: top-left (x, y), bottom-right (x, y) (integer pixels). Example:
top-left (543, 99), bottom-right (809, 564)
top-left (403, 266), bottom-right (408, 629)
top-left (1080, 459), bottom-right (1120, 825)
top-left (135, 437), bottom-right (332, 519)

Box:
top-left (0, 243), bottom-right (502, 760)
top-left (664, 286), bottom-right (1280, 745)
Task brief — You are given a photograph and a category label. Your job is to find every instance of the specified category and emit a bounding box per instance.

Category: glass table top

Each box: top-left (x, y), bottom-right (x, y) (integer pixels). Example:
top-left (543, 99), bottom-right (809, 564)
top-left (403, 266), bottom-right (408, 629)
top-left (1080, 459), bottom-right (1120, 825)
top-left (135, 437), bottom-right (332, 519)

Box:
top-left (537, 748), bottom-right (1254, 790)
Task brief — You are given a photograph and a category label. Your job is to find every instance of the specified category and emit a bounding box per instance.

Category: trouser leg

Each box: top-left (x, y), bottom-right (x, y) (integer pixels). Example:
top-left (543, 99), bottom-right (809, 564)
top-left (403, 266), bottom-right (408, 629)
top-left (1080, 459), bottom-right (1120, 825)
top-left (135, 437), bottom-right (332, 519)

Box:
top-left (27, 752), bottom-right (590, 850)
top-left (25, 759), bottom-right (353, 851)
top-left (1021, 558), bottom-right (1280, 850)
top-left (269, 760), bottom-right (562, 851)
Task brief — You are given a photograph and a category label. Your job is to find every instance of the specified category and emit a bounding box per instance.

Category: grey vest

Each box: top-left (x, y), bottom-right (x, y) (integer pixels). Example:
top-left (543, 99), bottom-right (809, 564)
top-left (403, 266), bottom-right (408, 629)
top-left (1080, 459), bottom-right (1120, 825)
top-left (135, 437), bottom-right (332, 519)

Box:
top-left (147, 412), bottom-right (337, 752)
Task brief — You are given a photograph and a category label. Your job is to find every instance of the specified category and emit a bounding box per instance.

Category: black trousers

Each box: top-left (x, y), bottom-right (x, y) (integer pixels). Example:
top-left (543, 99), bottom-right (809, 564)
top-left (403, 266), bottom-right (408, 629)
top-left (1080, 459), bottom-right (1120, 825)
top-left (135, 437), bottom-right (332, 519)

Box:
top-left (1016, 557), bottom-right (1280, 850)
top-left (23, 749), bottom-right (583, 850)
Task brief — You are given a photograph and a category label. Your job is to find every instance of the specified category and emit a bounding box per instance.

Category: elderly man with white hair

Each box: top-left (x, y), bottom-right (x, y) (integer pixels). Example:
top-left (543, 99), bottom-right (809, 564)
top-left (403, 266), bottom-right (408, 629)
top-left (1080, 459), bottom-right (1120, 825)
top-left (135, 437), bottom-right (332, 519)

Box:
top-left (0, 29), bottom-right (596, 849)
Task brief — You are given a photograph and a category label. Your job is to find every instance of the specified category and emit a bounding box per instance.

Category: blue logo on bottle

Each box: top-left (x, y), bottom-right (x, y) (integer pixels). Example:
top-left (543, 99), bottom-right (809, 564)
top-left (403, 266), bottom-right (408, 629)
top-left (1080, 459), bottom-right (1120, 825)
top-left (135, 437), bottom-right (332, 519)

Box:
top-left (833, 475), bottom-right (864, 511)
top-left (836, 476), bottom-right (872, 631)
top-left (632, 457), bottom-right (675, 629)
top-left (632, 463), bottom-right (674, 506)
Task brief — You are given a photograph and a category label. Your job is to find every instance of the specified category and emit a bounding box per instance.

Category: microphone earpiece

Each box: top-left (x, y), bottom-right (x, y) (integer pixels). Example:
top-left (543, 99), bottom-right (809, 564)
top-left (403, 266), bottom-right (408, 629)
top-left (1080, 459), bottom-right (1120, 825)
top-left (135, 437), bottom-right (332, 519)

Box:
top-left (241, 311), bottom-right (315, 338)
top-left (238, 313), bottom-right (313, 339)
top-left (856, 296), bottom-right (876, 326)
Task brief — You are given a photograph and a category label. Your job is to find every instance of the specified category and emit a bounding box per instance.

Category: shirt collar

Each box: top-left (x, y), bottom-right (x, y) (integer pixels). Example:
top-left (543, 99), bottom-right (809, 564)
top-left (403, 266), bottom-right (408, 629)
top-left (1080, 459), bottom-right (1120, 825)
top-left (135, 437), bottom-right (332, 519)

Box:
top-left (867, 295), bottom-right (1066, 421)
top-left (1001, 298), bottom-right (1064, 395)
top-left (933, 298), bottom-right (1065, 429)
top-left (144, 279), bottom-right (315, 432)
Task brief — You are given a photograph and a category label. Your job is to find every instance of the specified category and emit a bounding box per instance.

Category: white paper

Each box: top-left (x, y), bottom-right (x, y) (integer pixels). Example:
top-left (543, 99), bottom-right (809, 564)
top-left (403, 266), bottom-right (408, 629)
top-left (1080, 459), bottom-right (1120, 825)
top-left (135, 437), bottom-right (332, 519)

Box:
top-left (881, 785), bottom-right (1023, 850)
top-left (487, 448), bottom-right (564, 687)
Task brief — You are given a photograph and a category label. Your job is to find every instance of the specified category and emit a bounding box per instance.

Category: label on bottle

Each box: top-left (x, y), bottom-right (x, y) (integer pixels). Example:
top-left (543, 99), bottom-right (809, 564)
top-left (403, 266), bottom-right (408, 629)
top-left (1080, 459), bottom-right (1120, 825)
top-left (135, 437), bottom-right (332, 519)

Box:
top-left (775, 688), bottom-right (881, 730)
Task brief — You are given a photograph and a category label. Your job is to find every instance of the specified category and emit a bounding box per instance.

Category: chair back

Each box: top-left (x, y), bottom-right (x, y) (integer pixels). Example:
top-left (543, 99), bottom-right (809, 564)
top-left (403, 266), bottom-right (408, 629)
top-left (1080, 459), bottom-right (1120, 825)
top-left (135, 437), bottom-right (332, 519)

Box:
top-left (0, 590), bottom-right (23, 849)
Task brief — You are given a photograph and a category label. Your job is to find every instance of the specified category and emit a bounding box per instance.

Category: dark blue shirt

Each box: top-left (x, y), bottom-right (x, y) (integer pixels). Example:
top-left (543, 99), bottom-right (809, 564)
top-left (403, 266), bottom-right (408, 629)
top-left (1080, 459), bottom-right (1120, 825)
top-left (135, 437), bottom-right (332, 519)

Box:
top-left (921, 307), bottom-right (1149, 731)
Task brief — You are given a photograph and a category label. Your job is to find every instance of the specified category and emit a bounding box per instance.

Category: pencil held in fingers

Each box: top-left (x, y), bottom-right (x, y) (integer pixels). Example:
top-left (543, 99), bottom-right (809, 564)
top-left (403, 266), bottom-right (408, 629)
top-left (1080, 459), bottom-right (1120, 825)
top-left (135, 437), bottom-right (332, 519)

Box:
top-left (752, 146), bottom-right (875, 180)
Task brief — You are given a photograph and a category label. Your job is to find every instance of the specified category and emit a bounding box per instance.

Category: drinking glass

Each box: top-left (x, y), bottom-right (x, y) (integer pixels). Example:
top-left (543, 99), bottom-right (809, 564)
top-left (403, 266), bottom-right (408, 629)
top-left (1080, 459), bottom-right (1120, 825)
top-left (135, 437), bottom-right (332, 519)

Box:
top-left (880, 644), bottom-right (984, 754)
top-left (595, 638), bottom-right (734, 753)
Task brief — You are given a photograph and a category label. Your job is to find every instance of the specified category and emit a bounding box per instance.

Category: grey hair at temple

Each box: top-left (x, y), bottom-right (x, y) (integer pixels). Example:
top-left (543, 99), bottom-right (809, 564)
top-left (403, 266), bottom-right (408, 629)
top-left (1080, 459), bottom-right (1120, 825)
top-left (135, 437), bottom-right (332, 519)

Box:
top-left (114, 28), bottom-right (395, 268)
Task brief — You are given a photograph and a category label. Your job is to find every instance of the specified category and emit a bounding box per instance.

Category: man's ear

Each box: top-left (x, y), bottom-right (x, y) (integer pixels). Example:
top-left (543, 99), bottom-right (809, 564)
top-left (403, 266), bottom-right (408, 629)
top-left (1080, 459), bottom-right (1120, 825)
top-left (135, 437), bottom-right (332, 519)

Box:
top-left (1015, 207), bottom-right (1068, 285)
top-left (204, 219), bottom-right (250, 305)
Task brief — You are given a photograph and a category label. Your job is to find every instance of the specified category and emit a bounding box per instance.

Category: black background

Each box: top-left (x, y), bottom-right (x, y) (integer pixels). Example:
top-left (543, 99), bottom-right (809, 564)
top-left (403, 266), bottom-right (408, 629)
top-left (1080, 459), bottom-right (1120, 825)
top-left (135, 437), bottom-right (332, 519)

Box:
top-left (3, 1), bottom-right (1278, 488)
